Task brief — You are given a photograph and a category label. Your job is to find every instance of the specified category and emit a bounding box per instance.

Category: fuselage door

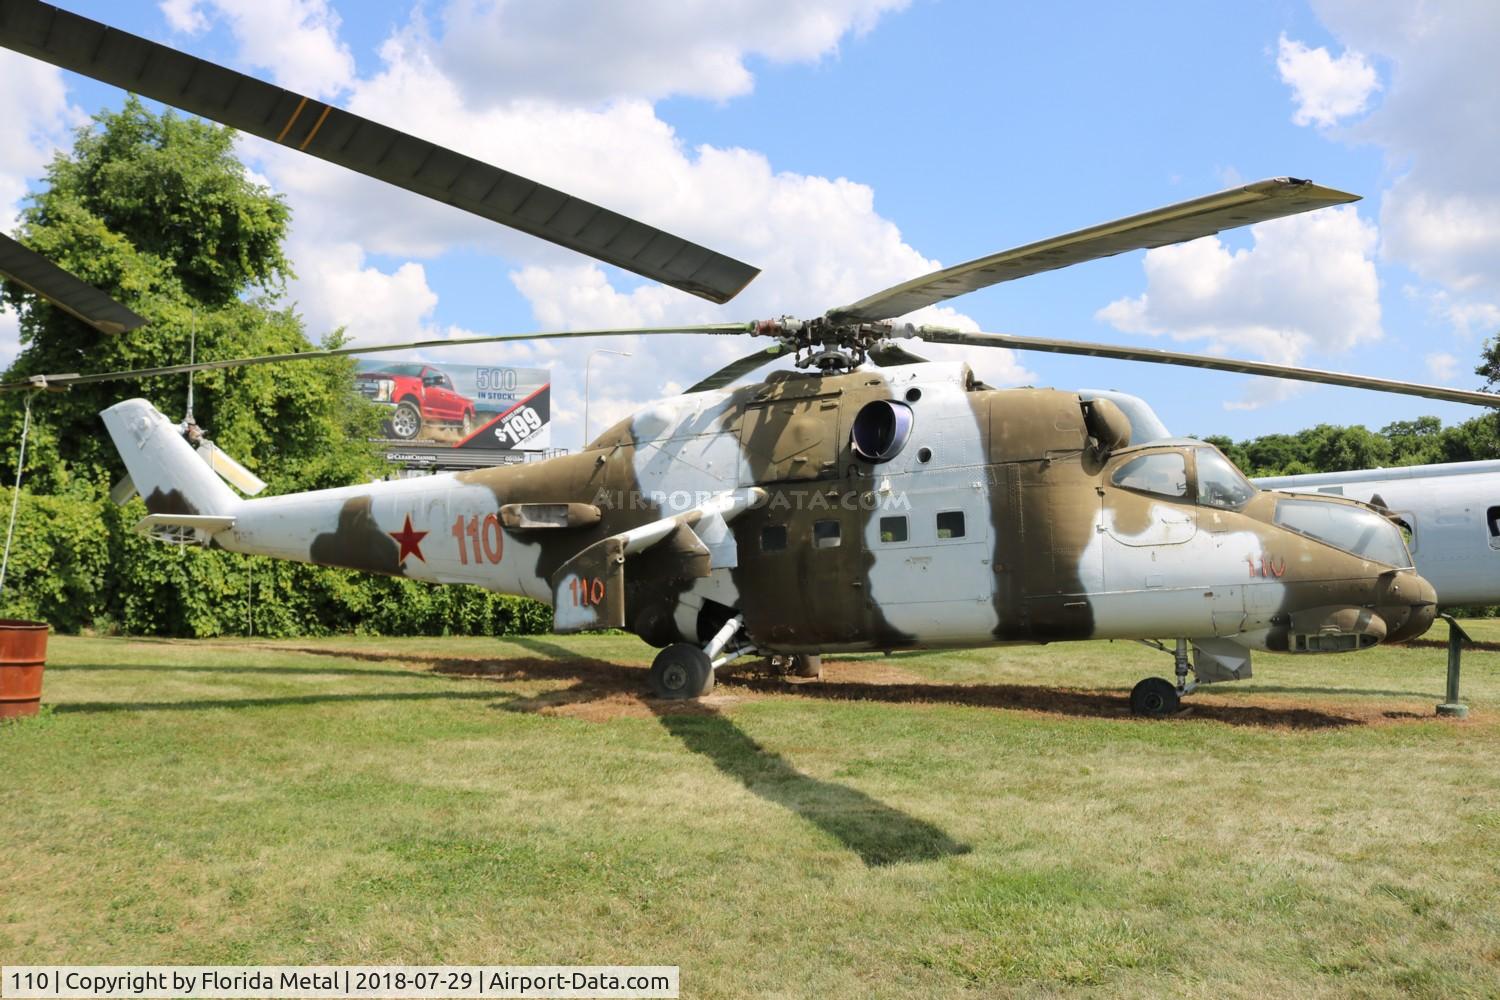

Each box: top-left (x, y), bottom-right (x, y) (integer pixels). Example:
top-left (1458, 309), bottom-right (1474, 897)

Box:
top-left (738, 392), bottom-right (841, 483)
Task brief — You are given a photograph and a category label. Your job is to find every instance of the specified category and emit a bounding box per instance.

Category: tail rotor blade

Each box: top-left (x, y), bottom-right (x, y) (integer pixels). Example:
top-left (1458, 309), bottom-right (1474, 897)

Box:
top-left (196, 440), bottom-right (267, 496)
top-left (109, 473), bottom-right (137, 506)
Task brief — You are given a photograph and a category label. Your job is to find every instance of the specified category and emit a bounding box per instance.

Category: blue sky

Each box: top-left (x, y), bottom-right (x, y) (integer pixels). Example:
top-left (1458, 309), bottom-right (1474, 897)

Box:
top-left (3, 0), bottom-right (1497, 450)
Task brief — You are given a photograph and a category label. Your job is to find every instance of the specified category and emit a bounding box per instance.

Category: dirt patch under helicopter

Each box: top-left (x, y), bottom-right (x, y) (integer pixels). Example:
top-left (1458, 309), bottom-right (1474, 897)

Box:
top-left (246, 642), bottom-right (1459, 730)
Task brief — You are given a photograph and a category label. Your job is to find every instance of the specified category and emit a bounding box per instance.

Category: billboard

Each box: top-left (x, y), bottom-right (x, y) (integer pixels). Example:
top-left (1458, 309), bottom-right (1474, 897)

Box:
top-left (354, 360), bottom-right (552, 451)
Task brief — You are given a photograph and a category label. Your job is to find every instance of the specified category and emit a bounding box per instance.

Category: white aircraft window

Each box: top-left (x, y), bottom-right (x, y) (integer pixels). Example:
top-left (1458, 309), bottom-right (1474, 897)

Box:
top-left (880, 516), bottom-right (908, 543)
top-left (761, 525), bottom-right (787, 552)
top-left (1196, 449), bottom-right (1255, 509)
top-left (937, 510), bottom-right (966, 539)
top-left (1112, 452), bottom-right (1187, 498)
top-left (1487, 507), bottom-right (1500, 550)
top-left (1275, 498), bottom-right (1412, 567)
top-left (814, 519), bottom-right (841, 549)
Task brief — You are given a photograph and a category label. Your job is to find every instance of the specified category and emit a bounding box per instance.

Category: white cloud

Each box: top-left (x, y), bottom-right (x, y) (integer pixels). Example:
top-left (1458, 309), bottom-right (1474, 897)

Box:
top-left (432, 0), bottom-right (909, 105)
top-left (0, 306), bottom-right (20, 371)
top-left (1380, 178), bottom-right (1500, 296)
top-left (160, 0), bottom-right (355, 98)
top-left (288, 241), bottom-right (438, 345)
top-left (0, 51), bottom-right (77, 231)
top-left (1298, 2), bottom-right (1500, 342)
top-left (0, 50), bottom-right (80, 371)
top-left (1276, 33), bottom-right (1380, 127)
top-left (1425, 352), bottom-right (1458, 383)
top-left (159, 0), bottom-right (210, 34)
top-left (1096, 207), bottom-right (1381, 409)
top-left (175, 0), bottom-right (1032, 447)
top-left (1417, 290), bottom-right (1500, 341)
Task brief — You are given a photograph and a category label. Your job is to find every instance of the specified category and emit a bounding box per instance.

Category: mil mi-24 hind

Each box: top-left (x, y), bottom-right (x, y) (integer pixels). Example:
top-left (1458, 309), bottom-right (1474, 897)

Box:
top-left (100, 364), bottom-right (1439, 714)
top-left (3, 0), bottom-right (1489, 714)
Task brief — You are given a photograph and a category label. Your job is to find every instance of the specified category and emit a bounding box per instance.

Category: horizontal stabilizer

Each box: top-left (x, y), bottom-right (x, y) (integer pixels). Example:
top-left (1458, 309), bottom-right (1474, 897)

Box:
top-left (134, 512), bottom-right (236, 546)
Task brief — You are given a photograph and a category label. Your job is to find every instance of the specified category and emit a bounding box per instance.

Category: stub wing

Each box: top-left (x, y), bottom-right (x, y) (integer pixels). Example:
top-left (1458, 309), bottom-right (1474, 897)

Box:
top-left (550, 489), bottom-right (763, 633)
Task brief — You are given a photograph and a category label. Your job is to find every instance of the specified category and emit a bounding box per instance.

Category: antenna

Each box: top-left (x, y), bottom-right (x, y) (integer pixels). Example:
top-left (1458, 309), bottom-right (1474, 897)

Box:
top-left (185, 311), bottom-right (196, 427)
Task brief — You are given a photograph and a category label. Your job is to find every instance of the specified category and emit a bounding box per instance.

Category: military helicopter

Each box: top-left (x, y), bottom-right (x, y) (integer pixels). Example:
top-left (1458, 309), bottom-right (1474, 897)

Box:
top-left (3, 1), bottom-right (1494, 715)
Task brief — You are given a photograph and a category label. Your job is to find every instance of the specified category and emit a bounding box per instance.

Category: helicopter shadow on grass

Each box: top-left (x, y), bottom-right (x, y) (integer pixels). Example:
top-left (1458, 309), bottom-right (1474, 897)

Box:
top-left (292, 645), bottom-right (970, 866)
top-left (654, 707), bottom-right (971, 866)
top-left (720, 671), bottom-right (1367, 730)
top-left (497, 676), bottom-right (972, 867)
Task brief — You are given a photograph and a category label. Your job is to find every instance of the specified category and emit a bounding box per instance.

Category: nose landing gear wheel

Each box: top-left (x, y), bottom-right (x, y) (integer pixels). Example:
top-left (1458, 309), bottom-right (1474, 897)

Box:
top-left (1130, 677), bottom-right (1181, 717)
top-left (649, 644), bottom-right (715, 700)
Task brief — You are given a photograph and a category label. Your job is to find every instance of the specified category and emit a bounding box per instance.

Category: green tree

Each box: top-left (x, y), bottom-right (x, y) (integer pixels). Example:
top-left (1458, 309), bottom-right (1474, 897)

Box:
top-left (1381, 416), bottom-right (1445, 467)
top-left (0, 99), bottom-right (551, 637)
top-left (1306, 424), bottom-right (1391, 472)
top-left (0, 97), bottom-right (380, 493)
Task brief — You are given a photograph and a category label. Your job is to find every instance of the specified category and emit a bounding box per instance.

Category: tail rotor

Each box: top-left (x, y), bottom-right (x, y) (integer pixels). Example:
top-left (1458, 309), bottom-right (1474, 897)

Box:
top-left (110, 320), bottom-right (266, 505)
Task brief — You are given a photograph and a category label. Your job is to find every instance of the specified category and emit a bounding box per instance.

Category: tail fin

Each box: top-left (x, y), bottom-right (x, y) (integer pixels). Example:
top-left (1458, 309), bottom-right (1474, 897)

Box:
top-left (101, 399), bottom-right (239, 517)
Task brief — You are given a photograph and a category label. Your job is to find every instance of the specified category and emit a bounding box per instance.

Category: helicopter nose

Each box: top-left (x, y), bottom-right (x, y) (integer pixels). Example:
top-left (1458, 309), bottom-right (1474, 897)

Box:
top-left (1383, 571), bottom-right (1438, 644)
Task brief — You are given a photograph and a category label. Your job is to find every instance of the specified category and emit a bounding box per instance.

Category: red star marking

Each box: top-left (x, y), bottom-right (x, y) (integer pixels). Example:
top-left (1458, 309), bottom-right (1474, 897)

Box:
top-left (389, 513), bottom-right (428, 563)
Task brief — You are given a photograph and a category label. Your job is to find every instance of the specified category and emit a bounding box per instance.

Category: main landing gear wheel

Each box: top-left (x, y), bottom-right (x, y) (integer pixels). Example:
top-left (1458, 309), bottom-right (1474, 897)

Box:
top-left (649, 643), bottom-right (715, 700)
top-left (1130, 677), bottom-right (1181, 717)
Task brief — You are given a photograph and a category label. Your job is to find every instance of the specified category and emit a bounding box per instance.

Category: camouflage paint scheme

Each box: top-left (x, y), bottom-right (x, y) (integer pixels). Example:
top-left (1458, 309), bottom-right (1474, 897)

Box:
top-left (101, 361), bottom-right (1437, 672)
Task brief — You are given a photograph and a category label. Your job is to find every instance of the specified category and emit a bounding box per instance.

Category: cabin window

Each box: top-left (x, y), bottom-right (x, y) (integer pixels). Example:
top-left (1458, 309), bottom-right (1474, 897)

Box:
top-left (880, 516), bottom-right (908, 543)
top-left (1488, 506), bottom-right (1500, 550)
top-left (1195, 448), bottom-right (1255, 509)
top-left (761, 525), bottom-right (787, 552)
top-left (936, 510), bottom-right (966, 539)
top-left (814, 519), bottom-right (842, 548)
top-left (1112, 451), bottom-right (1188, 498)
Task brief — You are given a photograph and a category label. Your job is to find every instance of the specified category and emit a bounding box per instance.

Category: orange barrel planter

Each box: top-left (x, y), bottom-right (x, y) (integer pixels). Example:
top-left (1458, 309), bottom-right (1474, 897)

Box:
top-left (0, 620), bottom-right (49, 720)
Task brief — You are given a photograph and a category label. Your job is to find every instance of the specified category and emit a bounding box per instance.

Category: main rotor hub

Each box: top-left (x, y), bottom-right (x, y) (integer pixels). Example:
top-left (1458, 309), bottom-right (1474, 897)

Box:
top-left (753, 316), bottom-right (912, 373)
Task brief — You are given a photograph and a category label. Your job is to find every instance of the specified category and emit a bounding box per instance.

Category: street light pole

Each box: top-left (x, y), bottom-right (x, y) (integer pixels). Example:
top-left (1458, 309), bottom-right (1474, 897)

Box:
top-left (584, 347), bottom-right (632, 445)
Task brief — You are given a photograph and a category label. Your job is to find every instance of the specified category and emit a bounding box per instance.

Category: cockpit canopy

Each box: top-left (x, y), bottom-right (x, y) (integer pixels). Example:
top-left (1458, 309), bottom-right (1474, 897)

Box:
top-left (1108, 443), bottom-right (1413, 567)
top-left (1110, 445), bottom-right (1255, 509)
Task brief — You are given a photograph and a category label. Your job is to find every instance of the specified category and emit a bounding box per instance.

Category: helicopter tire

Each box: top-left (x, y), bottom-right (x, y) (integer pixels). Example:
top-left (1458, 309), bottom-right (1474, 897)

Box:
top-left (1129, 677), bottom-right (1181, 717)
top-left (649, 644), bottom-right (715, 700)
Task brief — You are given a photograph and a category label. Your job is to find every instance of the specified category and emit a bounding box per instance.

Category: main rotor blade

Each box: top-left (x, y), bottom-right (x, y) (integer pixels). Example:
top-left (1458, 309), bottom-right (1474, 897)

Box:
top-left (686, 343), bottom-right (791, 393)
top-left (0, 323), bottom-right (752, 392)
top-left (0, 1), bottom-right (759, 305)
top-left (830, 178), bottom-right (1359, 323)
top-left (0, 232), bottom-right (145, 334)
top-left (915, 327), bottom-right (1500, 408)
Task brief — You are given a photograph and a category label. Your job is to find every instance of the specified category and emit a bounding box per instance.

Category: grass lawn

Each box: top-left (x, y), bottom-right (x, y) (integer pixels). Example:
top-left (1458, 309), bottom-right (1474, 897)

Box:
top-left (3, 626), bottom-right (1499, 998)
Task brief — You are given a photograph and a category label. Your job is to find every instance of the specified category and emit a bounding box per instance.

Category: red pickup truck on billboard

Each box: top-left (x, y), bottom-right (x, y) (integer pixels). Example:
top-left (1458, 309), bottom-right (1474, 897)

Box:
top-left (355, 363), bottom-right (477, 439)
